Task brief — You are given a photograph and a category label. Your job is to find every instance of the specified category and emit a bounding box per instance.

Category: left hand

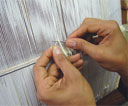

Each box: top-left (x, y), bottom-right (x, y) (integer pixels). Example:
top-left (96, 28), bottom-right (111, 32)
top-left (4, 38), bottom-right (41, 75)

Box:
top-left (69, 53), bottom-right (84, 70)
top-left (33, 46), bottom-right (95, 105)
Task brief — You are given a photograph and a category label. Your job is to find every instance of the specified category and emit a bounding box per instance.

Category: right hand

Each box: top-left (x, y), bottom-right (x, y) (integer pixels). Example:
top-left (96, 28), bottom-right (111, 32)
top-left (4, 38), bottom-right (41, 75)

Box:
top-left (66, 18), bottom-right (128, 86)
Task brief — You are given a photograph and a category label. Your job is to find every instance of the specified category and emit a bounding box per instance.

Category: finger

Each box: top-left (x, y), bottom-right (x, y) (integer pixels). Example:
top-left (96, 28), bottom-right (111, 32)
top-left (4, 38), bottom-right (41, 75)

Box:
top-left (33, 66), bottom-right (48, 84)
top-left (76, 18), bottom-right (103, 37)
top-left (44, 76), bottom-right (58, 88)
top-left (98, 28), bottom-right (112, 37)
top-left (34, 47), bottom-right (53, 81)
top-left (66, 38), bottom-right (99, 59)
top-left (36, 47), bottom-right (53, 67)
top-left (53, 46), bottom-right (80, 80)
top-left (80, 18), bottom-right (102, 27)
top-left (82, 18), bottom-right (103, 24)
top-left (73, 59), bottom-right (84, 68)
top-left (48, 63), bottom-right (60, 78)
top-left (68, 22), bottom-right (103, 39)
top-left (68, 53), bottom-right (81, 63)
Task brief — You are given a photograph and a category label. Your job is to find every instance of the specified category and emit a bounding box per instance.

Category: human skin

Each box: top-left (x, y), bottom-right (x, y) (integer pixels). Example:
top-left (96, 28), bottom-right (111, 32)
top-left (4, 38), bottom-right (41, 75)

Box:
top-left (34, 18), bottom-right (128, 105)
top-left (34, 47), bottom-right (96, 105)
top-left (66, 18), bottom-right (128, 87)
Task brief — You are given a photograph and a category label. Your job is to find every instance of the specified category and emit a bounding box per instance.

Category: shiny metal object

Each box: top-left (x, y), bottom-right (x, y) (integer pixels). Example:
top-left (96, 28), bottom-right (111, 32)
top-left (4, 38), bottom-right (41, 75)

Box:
top-left (53, 41), bottom-right (77, 56)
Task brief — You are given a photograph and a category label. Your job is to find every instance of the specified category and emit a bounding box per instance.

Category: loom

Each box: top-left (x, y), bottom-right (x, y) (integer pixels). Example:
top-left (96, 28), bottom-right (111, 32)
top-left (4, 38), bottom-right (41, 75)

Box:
top-left (0, 0), bottom-right (122, 105)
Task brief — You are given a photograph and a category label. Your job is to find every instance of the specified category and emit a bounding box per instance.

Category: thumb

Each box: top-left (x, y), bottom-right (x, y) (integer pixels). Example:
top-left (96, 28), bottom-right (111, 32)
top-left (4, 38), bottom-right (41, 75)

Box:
top-left (53, 46), bottom-right (80, 79)
top-left (66, 38), bottom-right (99, 58)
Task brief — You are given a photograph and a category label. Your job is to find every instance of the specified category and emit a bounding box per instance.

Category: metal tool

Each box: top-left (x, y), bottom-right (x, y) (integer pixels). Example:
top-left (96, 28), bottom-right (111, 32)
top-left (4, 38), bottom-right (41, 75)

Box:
top-left (52, 40), bottom-right (78, 56)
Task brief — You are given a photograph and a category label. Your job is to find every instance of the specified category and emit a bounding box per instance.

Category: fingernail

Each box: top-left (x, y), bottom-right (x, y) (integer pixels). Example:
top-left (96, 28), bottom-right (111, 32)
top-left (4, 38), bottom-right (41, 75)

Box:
top-left (53, 46), bottom-right (62, 54)
top-left (67, 39), bottom-right (76, 48)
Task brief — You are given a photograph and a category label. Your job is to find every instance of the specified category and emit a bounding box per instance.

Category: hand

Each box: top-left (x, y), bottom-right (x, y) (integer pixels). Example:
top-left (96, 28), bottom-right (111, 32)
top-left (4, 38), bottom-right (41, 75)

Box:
top-left (46, 52), bottom-right (84, 79)
top-left (66, 18), bottom-right (128, 87)
top-left (33, 46), bottom-right (95, 105)
top-left (69, 53), bottom-right (84, 70)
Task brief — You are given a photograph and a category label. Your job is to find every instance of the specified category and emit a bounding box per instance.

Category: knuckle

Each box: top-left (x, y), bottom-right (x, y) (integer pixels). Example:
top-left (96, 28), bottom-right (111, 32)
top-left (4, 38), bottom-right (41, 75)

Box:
top-left (86, 23), bottom-right (92, 28)
top-left (81, 42), bottom-right (85, 50)
top-left (77, 40), bottom-right (86, 50)
top-left (76, 40), bottom-right (82, 49)
top-left (109, 20), bottom-right (119, 30)
top-left (56, 54), bottom-right (66, 63)
top-left (104, 20), bottom-right (119, 33)
top-left (110, 20), bottom-right (118, 25)
top-left (83, 17), bottom-right (91, 23)
top-left (94, 49), bottom-right (104, 62)
top-left (56, 54), bottom-right (69, 68)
